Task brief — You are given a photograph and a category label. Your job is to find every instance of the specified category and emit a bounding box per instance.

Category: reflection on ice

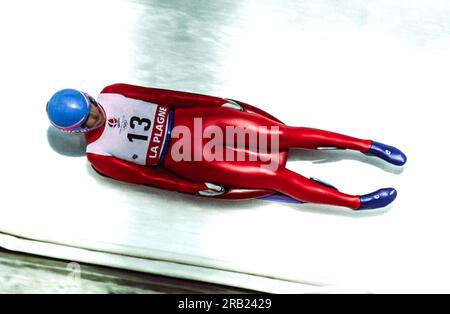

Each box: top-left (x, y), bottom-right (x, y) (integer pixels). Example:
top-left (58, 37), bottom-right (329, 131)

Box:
top-left (47, 127), bottom-right (86, 157)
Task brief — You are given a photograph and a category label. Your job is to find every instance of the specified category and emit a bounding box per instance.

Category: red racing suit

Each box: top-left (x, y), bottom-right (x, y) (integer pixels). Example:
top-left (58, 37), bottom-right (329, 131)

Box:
top-left (85, 83), bottom-right (372, 208)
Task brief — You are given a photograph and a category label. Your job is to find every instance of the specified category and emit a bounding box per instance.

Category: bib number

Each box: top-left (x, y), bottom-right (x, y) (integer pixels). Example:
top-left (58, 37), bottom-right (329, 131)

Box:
top-left (127, 116), bottom-right (151, 142)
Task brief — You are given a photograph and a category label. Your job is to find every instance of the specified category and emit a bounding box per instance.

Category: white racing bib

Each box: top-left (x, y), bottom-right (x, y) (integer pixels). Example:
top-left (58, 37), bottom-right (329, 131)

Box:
top-left (87, 93), bottom-right (170, 166)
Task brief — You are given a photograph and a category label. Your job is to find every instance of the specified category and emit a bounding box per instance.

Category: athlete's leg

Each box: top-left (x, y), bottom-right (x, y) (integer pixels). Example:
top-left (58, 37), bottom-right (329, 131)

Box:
top-left (258, 123), bottom-right (406, 166)
top-left (272, 167), bottom-right (361, 208)
top-left (179, 107), bottom-right (371, 151)
top-left (173, 107), bottom-right (406, 166)
top-left (279, 126), bottom-right (371, 152)
top-left (165, 146), bottom-right (396, 210)
top-left (273, 167), bottom-right (397, 209)
top-left (279, 125), bottom-right (406, 165)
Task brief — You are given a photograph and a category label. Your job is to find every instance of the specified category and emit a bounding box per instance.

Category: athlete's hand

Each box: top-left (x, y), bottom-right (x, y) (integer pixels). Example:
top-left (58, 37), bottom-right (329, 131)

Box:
top-left (221, 99), bottom-right (244, 111)
top-left (197, 182), bottom-right (226, 197)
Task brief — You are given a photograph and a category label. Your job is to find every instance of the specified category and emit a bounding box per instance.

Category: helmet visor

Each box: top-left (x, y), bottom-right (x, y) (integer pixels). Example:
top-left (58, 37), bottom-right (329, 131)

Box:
top-left (75, 95), bottom-right (106, 133)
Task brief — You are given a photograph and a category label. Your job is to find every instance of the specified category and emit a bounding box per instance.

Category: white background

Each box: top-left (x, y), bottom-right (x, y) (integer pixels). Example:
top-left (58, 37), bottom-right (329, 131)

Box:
top-left (0, 0), bottom-right (449, 292)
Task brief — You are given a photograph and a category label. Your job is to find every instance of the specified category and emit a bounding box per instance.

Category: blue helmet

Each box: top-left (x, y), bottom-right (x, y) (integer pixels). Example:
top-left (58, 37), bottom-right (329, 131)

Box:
top-left (47, 89), bottom-right (98, 133)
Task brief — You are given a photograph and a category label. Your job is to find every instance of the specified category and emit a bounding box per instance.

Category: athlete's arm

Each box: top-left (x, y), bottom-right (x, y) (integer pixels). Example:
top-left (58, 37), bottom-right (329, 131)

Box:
top-left (87, 153), bottom-right (211, 195)
top-left (101, 83), bottom-right (285, 123)
top-left (101, 83), bottom-right (227, 109)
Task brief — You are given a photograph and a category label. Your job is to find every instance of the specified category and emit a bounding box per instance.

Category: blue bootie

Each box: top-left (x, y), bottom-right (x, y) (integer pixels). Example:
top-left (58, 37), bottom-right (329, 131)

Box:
top-left (359, 188), bottom-right (397, 210)
top-left (366, 141), bottom-right (407, 166)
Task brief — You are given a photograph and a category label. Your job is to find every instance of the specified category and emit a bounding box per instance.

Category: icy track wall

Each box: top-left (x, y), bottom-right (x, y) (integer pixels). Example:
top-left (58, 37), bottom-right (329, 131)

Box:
top-left (0, 0), bottom-right (450, 292)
